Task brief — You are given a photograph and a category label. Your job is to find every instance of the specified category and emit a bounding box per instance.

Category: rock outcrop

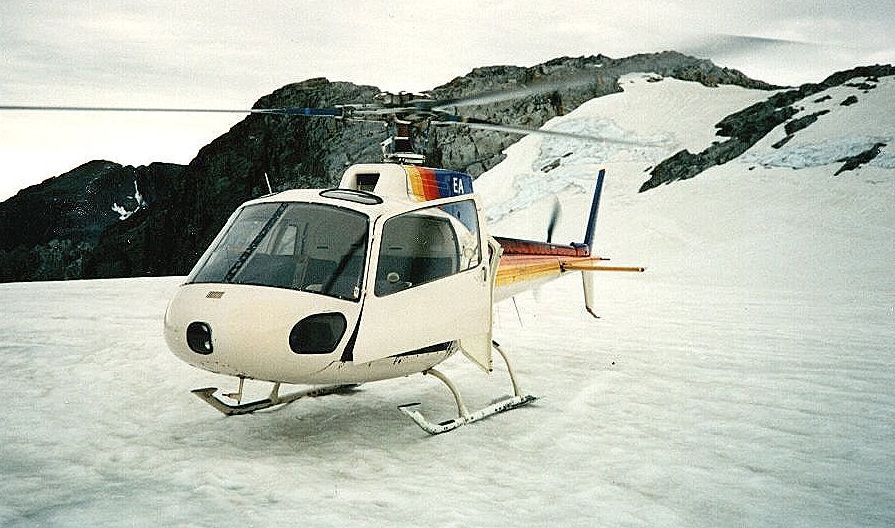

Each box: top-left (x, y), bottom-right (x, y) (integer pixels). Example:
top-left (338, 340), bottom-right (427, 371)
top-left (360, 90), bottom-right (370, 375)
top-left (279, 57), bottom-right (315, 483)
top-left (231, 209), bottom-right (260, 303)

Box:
top-left (639, 64), bottom-right (895, 192)
top-left (834, 142), bottom-right (887, 175)
top-left (426, 52), bottom-right (776, 177)
top-left (0, 161), bottom-right (181, 281)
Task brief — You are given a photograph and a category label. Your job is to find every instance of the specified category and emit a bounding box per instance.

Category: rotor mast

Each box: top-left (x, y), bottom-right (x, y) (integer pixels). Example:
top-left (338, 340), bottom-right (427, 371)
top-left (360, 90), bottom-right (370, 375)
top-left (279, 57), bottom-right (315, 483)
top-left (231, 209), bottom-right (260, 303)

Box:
top-left (380, 118), bottom-right (426, 165)
top-left (373, 92), bottom-right (434, 165)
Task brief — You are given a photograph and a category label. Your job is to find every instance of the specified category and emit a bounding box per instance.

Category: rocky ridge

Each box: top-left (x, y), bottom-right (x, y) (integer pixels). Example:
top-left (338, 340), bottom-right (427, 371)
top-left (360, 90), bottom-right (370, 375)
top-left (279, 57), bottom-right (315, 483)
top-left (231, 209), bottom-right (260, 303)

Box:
top-left (639, 64), bottom-right (895, 192)
top-left (0, 52), bottom-right (778, 282)
top-left (0, 162), bottom-right (181, 281)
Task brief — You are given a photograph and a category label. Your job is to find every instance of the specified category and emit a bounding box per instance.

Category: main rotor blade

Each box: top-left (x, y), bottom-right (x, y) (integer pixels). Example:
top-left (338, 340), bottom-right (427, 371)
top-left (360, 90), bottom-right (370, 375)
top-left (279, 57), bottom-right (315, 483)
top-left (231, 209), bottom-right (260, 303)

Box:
top-left (350, 106), bottom-right (418, 116)
top-left (433, 117), bottom-right (655, 146)
top-left (0, 104), bottom-right (345, 116)
top-left (432, 72), bottom-right (598, 112)
top-left (682, 32), bottom-right (826, 57)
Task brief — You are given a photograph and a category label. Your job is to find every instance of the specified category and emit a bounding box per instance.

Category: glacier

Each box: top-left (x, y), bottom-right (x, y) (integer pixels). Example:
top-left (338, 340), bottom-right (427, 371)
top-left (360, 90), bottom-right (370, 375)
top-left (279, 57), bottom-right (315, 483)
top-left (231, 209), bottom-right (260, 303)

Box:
top-left (0, 73), bottom-right (893, 527)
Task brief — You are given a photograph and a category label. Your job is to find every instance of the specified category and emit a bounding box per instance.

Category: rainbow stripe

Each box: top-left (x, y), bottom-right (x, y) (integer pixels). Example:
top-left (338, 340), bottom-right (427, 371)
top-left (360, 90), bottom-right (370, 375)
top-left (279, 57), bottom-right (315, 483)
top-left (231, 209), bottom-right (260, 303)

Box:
top-left (404, 166), bottom-right (473, 201)
top-left (496, 255), bottom-right (564, 289)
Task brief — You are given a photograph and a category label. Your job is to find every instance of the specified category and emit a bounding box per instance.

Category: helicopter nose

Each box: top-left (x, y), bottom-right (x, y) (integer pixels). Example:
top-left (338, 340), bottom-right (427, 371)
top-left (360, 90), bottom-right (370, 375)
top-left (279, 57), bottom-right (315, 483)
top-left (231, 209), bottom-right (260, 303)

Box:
top-left (164, 283), bottom-right (362, 382)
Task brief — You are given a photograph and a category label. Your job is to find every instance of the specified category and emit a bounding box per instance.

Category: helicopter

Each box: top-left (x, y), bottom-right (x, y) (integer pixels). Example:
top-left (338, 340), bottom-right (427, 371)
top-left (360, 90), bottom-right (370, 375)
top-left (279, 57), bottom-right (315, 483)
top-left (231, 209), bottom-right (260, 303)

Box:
top-left (2, 82), bottom-right (644, 434)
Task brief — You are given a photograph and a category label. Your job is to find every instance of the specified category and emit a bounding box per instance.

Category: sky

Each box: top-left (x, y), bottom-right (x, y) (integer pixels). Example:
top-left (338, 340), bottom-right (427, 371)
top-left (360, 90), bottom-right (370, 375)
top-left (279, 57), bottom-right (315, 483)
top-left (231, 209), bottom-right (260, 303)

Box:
top-left (1, 0), bottom-right (893, 201)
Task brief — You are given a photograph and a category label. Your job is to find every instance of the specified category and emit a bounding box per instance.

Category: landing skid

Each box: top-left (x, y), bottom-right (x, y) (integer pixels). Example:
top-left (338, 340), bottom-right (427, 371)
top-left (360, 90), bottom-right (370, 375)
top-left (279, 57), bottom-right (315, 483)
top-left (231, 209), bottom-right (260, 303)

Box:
top-left (399, 394), bottom-right (537, 434)
top-left (399, 341), bottom-right (537, 435)
top-left (192, 382), bottom-right (359, 416)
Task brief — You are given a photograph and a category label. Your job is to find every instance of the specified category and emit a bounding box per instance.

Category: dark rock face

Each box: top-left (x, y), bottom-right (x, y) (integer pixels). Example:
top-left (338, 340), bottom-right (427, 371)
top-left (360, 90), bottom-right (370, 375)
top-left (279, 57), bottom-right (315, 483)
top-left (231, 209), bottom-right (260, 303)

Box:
top-left (772, 110), bottom-right (832, 148)
top-left (835, 143), bottom-right (887, 175)
top-left (0, 52), bottom-right (780, 281)
top-left (150, 79), bottom-right (388, 274)
top-left (425, 52), bottom-right (777, 177)
top-left (0, 161), bottom-right (181, 281)
top-left (639, 65), bottom-right (895, 192)
top-left (845, 81), bottom-right (876, 91)
top-left (784, 110), bottom-right (832, 136)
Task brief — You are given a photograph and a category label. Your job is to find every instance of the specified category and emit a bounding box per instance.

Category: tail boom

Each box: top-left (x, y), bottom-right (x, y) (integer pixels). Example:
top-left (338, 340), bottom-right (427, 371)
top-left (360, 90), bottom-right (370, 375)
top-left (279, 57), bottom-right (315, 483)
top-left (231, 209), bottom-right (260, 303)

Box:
top-left (490, 168), bottom-right (642, 310)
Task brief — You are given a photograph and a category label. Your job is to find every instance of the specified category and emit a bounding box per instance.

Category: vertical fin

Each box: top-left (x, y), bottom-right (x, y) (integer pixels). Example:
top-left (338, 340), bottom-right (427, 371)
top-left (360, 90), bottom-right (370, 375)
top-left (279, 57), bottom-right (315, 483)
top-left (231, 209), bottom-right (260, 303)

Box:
top-left (582, 169), bottom-right (605, 318)
top-left (582, 271), bottom-right (598, 318)
top-left (583, 169), bottom-right (605, 251)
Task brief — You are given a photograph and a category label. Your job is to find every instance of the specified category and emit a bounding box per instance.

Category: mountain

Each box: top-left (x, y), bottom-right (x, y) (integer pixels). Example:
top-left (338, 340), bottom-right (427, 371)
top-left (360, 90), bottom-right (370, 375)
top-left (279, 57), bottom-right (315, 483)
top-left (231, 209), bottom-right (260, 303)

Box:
top-left (0, 52), bottom-right (891, 283)
top-left (145, 51), bottom-right (775, 278)
top-left (474, 70), bottom-right (893, 295)
top-left (0, 161), bottom-right (182, 281)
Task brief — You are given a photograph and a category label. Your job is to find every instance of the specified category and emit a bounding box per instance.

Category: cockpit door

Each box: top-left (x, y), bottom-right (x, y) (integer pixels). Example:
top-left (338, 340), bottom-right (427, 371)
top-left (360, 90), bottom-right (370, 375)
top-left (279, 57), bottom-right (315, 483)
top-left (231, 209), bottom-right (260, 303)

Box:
top-left (459, 236), bottom-right (502, 372)
top-left (351, 197), bottom-right (492, 365)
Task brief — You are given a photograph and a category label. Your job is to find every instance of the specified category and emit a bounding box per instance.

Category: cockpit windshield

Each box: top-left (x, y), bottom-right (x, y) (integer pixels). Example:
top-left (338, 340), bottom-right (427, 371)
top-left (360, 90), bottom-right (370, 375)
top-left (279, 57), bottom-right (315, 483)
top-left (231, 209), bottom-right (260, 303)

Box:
top-left (188, 202), bottom-right (369, 301)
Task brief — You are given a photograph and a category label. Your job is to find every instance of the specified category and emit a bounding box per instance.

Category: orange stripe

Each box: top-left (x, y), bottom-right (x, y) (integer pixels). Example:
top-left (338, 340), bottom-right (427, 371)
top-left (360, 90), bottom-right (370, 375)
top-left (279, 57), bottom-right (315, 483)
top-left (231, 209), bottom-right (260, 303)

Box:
top-left (405, 166), bottom-right (424, 200)
top-left (496, 255), bottom-right (563, 287)
top-left (418, 167), bottom-right (437, 200)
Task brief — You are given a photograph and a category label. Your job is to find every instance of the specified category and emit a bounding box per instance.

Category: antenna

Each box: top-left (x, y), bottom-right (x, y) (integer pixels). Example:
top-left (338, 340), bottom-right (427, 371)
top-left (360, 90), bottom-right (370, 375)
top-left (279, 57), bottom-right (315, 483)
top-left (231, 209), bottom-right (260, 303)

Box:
top-left (264, 172), bottom-right (273, 194)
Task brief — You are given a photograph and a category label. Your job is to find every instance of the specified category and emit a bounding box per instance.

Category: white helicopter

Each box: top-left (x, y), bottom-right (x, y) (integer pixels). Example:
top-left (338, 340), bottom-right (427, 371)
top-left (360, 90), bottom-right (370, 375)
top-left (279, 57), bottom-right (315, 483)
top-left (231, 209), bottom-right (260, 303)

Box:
top-left (3, 87), bottom-right (644, 434)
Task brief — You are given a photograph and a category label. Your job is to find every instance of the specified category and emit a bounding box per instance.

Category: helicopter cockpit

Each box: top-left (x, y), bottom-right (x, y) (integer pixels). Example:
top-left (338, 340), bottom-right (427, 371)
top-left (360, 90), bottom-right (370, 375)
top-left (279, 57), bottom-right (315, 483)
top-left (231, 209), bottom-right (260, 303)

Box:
top-left (186, 194), bottom-right (482, 303)
top-left (186, 160), bottom-right (484, 307)
top-left (188, 201), bottom-right (369, 301)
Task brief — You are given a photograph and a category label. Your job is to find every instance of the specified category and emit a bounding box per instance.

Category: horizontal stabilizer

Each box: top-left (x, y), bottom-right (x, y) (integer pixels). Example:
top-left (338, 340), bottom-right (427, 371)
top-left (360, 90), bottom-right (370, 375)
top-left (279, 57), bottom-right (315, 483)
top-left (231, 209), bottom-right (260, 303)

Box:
top-left (561, 261), bottom-right (645, 273)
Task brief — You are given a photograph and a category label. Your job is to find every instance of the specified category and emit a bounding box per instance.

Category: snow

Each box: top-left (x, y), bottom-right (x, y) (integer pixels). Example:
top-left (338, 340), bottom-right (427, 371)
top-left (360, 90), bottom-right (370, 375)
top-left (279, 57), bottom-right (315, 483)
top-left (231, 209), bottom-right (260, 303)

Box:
top-left (479, 74), bottom-right (775, 224)
top-left (111, 181), bottom-right (147, 221)
top-left (2, 74), bottom-right (894, 527)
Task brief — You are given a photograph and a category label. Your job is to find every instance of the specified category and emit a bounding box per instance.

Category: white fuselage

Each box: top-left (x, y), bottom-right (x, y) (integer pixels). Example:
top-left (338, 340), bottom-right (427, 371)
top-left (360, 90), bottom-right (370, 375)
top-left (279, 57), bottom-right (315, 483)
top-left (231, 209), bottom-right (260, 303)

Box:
top-left (164, 178), bottom-right (494, 385)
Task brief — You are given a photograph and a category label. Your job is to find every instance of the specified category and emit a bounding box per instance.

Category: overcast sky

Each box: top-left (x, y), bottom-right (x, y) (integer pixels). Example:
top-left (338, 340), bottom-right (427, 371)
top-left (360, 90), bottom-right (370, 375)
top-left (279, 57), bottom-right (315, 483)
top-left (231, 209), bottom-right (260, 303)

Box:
top-left (1, 0), bottom-right (893, 200)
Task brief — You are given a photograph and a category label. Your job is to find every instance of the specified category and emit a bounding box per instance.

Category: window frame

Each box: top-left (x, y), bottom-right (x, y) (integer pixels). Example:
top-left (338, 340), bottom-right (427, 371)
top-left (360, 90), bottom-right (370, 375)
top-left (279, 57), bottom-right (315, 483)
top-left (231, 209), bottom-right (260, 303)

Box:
top-left (186, 201), bottom-right (371, 302)
top-left (372, 197), bottom-right (483, 297)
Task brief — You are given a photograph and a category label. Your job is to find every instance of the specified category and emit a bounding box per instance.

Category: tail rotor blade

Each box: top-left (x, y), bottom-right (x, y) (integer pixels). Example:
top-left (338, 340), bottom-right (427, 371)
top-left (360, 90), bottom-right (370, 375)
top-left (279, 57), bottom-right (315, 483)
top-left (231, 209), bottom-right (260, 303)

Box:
top-left (546, 196), bottom-right (562, 243)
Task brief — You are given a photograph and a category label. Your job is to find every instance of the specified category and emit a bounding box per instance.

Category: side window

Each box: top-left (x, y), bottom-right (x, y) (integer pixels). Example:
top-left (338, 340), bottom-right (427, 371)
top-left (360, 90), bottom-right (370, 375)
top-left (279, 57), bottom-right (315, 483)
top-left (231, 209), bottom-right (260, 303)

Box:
top-left (375, 200), bottom-right (481, 296)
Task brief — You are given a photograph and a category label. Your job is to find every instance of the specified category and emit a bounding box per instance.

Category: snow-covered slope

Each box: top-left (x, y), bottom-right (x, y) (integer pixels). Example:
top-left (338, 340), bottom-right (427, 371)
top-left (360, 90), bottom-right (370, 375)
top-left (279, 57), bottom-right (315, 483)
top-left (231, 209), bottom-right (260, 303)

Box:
top-left (477, 73), bottom-right (893, 293)
top-left (744, 76), bottom-right (895, 170)
top-left (1, 74), bottom-right (893, 527)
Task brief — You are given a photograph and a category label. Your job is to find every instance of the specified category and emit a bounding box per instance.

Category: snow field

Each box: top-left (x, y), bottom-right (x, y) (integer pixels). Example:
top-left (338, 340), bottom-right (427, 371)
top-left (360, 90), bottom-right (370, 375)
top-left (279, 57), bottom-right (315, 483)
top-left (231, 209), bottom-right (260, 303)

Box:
top-left (1, 73), bottom-right (893, 527)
